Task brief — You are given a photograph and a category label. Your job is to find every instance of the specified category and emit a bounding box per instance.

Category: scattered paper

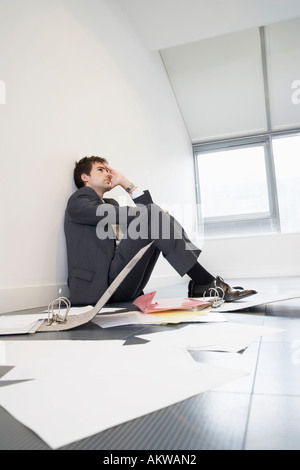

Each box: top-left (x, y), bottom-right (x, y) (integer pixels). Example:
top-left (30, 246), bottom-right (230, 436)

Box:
top-left (137, 322), bottom-right (284, 352)
top-left (0, 340), bottom-right (247, 448)
top-left (0, 306), bottom-right (96, 336)
top-left (0, 304), bottom-right (225, 335)
top-left (92, 308), bottom-right (227, 328)
top-left (0, 315), bottom-right (44, 335)
top-left (133, 291), bottom-right (212, 313)
top-left (213, 292), bottom-right (300, 312)
top-left (2, 288), bottom-right (298, 335)
top-left (92, 310), bottom-right (162, 328)
top-left (149, 309), bottom-right (226, 324)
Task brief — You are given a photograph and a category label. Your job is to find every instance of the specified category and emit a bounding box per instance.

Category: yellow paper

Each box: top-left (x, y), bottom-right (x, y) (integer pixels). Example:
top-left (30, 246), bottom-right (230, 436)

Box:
top-left (147, 309), bottom-right (208, 324)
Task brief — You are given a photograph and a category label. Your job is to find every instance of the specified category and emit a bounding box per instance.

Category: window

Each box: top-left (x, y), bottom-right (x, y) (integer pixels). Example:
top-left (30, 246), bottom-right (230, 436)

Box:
top-left (189, 22), bottom-right (300, 239)
top-left (196, 144), bottom-right (269, 219)
top-left (273, 133), bottom-right (300, 233)
top-left (193, 131), bottom-right (300, 239)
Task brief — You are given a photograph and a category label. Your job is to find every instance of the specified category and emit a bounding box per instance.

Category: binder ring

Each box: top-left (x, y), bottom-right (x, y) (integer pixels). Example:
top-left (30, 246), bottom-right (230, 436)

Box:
top-left (203, 286), bottom-right (225, 308)
top-left (47, 291), bottom-right (71, 326)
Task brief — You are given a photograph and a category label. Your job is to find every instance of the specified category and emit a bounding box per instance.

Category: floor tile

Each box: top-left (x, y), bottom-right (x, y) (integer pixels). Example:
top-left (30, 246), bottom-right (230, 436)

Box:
top-left (0, 406), bottom-right (50, 450)
top-left (63, 392), bottom-right (251, 450)
top-left (245, 394), bottom-right (300, 450)
top-left (263, 314), bottom-right (300, 343)
top-left (254, 342), bottom-right (300, 396)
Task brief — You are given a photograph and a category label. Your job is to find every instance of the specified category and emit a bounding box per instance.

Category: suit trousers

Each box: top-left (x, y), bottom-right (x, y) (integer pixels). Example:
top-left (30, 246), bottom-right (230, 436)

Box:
top-left (108, 203), bottom-right (201, 302)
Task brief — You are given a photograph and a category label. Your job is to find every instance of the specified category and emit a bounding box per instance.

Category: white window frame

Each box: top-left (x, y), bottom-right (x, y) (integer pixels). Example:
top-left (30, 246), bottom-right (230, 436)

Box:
top-left (193, 133), bottom-right (282, 238)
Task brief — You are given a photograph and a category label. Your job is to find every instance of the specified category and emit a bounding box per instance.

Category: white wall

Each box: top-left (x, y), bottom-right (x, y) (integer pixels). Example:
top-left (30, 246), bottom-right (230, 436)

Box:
top-left (117, 0), bottom-right (300, 50)
top-left (162, 27), bottom-right (268, 142)
top-left (197, 233), bottom-right (300, 281)
top-left (162, 17), bottom-right (300, 142)
top-left (0, 0), bottom-right (194, 313)
top-left (266, 17), bottom-right (300, 130)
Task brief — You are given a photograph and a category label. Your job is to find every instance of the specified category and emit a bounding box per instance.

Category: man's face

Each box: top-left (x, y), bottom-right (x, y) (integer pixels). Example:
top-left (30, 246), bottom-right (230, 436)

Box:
top-left (82, 162), bottom-right (112, 194)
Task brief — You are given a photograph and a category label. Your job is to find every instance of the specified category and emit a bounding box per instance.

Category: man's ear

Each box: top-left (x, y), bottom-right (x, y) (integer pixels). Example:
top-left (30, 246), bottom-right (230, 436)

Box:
top-left (81, 173), bottom-right (89, 184)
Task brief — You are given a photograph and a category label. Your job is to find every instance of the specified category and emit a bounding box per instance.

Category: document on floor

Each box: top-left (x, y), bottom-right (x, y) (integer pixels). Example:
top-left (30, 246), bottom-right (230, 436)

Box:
top-left (137, 322), bottom-right (285, 352)
top-left (0, 314), bottom-right (44, 335)
top-left (213, 291), bottom-right (300, 312)
top-left (0, 340), bottom-right (247, 449)
top-left (0, 304), bottom-right (224, 336)
top-left (133, 291), bottom-right (212, 313)
top-left (92, 308), bottom-right (227, 328)
top-left (0, 306), bottom-right (94, 336)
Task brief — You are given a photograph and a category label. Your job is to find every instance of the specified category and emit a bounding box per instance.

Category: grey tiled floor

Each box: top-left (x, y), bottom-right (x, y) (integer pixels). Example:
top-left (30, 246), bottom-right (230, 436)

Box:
top-left (0, 277), bottom-right (300, 450)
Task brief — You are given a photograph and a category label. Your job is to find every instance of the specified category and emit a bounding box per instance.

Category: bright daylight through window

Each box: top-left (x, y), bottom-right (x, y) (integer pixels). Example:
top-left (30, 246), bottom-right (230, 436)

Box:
top-left (194, 132), bottom-right (300, 239)
top-left (196, 145), bottom-right (269, 219)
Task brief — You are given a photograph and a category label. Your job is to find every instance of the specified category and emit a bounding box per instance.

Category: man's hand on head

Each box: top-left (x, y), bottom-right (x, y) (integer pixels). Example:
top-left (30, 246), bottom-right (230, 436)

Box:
top-left (105, 165), bottom-right (136, 193)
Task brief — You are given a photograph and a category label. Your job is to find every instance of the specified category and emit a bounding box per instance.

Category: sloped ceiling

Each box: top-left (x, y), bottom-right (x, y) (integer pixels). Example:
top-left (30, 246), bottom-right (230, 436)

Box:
top-left (116, 0), bottom-right (300, 50)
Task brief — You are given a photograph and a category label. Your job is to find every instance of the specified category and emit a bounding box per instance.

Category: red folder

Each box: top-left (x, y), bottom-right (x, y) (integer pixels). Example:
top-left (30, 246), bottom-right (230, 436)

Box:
top-left (133, 291), bottom-right (212, 314)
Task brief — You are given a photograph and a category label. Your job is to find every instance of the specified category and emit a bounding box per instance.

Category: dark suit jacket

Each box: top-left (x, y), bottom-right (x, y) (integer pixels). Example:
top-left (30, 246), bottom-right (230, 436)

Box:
top-left (64, 186), bottom-right (153, 305)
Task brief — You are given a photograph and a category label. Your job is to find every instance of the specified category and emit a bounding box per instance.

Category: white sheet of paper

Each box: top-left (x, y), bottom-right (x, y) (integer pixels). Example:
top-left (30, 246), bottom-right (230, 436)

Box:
top-left (92, 309), bottom-right (227, 328)
top-left (0, 315), bottom-right (44, 335)
top-left (97, 307), bottom-right (128, 314)
top-left (0, 340), bottom-right (194, 379)
top-left (0, 340), bottom-right (122, 381)
top-left (137, 322), bottom-right (284, 352)
top-left (0, 306), bottom-right (98, 336)
top-left (0, 340), bottom-right (247, 448)
top-left (213, 292), bottom-right (300, 312)
top-left (185, 311), bottom-right (227, 323)
top-left (92, 311), bottom-right (162, 328)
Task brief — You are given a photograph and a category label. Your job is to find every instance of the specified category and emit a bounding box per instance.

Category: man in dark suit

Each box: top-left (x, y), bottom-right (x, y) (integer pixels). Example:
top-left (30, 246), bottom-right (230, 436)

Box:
top-left (64, 156), bottom-right (256, 305)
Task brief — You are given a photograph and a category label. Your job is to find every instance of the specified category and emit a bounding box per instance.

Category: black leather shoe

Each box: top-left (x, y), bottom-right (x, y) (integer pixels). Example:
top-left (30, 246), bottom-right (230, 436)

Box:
top-left (188, 276), bottom-right (257, 302)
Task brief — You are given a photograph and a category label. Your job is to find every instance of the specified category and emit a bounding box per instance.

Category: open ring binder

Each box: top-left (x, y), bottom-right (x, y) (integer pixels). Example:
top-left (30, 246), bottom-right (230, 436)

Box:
top-left (204, 287), bottom-right (225, 308)
top-left (37, 242), bottom-right (155, 332)
top-left (46, 290), bottom-right (71, 326)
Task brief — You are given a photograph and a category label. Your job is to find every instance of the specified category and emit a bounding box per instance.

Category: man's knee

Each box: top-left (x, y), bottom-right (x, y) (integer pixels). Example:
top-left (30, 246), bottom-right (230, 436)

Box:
top-left (126, 203), bottom-right (170, 240)
top-left (146, 204), bottom-right (172, 240)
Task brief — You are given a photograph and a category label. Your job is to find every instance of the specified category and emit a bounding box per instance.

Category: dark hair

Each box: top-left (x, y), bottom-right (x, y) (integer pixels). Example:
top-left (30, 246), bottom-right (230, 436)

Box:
top-left (74, 156), bottom-right (108, 189)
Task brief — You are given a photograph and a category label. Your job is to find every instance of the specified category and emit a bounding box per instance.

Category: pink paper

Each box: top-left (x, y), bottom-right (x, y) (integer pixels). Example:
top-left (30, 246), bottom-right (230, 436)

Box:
top-left (133, 291), bottom-right (212, 314)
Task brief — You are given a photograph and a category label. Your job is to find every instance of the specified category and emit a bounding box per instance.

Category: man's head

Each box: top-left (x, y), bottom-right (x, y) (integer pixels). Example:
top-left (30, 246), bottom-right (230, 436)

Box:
top-left (74, 156), bottom-right (109, 189)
